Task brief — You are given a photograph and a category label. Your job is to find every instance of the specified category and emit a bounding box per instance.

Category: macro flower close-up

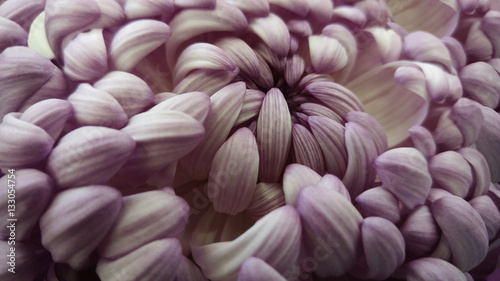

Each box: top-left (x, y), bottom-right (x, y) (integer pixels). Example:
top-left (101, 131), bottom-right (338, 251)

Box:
top-left (0, 0), bottom-right (500, 280)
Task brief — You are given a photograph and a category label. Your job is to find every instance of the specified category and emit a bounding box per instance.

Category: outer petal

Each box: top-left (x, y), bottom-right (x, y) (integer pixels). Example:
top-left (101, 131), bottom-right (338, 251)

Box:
top-left (257, 88), bottom-right (292, 182)
top-left (0, 0), bottom-right (45, 30)
top-left (297, 185), bottom-right (362, 277)
top-left (215, 37), bottom-right (261, 80)
top-left (124, 0), bottom-right (174, 20)
top-left (469, 195), bottom-right (500, 241)
top-left (308, 35), bottom-right (348, 74)
top-left (429, 151), bottom-right (473, 198)
top-left (0, 17), bottom-right (27, 52)
top-left (460, 62), bottom-right (500, 109)
top-left (237, 257), bottom-right (286, 281)
top-left (450, 98), bottom-right (484, 146)
top-left (46, 126), bottom-right (136, 189)
top-left (375, 148), bottom-right (432, 209)
top-left (345, 111), bottom-right (388, 156)
top-left (63, 29), bottom-right (107, 81)
top-left (355, 186), bottom-right (401, 224)
top-left (476, 105), bottom-right (500, 182)
top-left (458, 147), bottom-right (490, 198)
top-left (208, 128), bottom-right (259, 215)
top-left (282, 164), bottom-right (322, 206)
top-left (20, 99), bottom-right (73, 140)
top-left (406, 258), bottom-right (467, 281)
top-left (431, 195), bottom-right (489, 271)
top-left (98, 190), bottom-right (189, 259)
top-left (40, 185), bottom-right (123, 270)
top-left (192, 206), bottom-right (301, 281)
top-left (234, 89), bottom-right (265, 127)
top-left (150, 91), bottom-right (211, 124)
top-left (403, 31), bottom-right (453, 72)
top-left (249, 13), bottom-right (290, 57)
top-left (400, 205), bottom-right (440, 258)
top-left (409, 125), bottom-right (436, 159)
top-left (0, 241), bottom-right (47, 281)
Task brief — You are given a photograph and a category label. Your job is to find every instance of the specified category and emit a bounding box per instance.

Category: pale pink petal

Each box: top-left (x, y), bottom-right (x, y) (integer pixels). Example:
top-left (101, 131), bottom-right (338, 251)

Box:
top-left (150, 91), bottom-right (211, 124)
top-left (291, 123), bottom-right (325, 175)
top-left (407, 258), bottom-right (467, 281)
top-left (355, 186), bottom-right (401, 224)
top-left (249, 13), bottom-right (290, 57)
top-left (20, 99), bottom-right (73, 140)
top-left (409, 125), bottom-right (437, 159)
top-left (429, 151), bottom-right (473, 198)
top-left (308, 35), bottom-right (348, 74)
top-left (63, 29), bottom-right (107, 81)
top-left (124, 0), bottom-right (174, 20)
top-left (282, 164), bottom-right (322, 207)
top-left (400, 205), bottom-right (440, 258)
top-left (237, 257), bottom-right (286, 281)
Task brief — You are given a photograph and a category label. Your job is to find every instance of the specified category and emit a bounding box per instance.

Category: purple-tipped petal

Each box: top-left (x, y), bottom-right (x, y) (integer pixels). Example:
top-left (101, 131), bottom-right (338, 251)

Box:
top-left (0, 17), bottom-right (27, 52)
top-left (124, 0), bottom-right (174, 20)
top-left (20, 99), bottom-right (72, 140)
top-left (0, 169), bottom-right (53, 241)
top-left (409, 125), bottom-right (436, 159)
top-left (247, 182), bottom-right (285, 220)
top-left (400, 205), bottom-right (440, 258)
top-left (257, 88), bottom-right (292, 182)
top-left (375, 148), bottom-right (432, 209)
top-left (291, 123), bottom-right (325, 175)
top-left (234, 89), bottom-right (265, 127)
top-left (120, 110), bottom-right (205, 186)
top-left (0, 113), bottom-right (54, 169)
top-left (192, 206), bottom-right (301, 281)
top-left (282, 164), bottom-right (322, 206)
top-left (109, 19), bottom-right (172, 71)
top-left (406, 258), bottom-right (467, 281)
top-left (181, 82), bottom-right (245, 180)
top-left (429, 151), bottom-right (473, 198)
top-left (46, 126), bottom-right (135, 189)
top-left (97, 238), bottom-right (182, 281)
top-left (355, 186), bottom-right (401, 224)
top-left (297, 185), bottom-right (362, 277)
top-left (476, 105), bottom-right (500, 182)
top-left (469, 195), bottom-right (500, 241)
top-left (460, 62), bottom-right (500, 109)
top-left (67, 83), bottom-right (128, 129)
top-left (309, 35), bottom-right (348, 74)
top-left (208, 128), bottom-right (259, 215)
top-left (93, 71), bottom-right (155, 118)
top-left (403, 31), bottom-right (453, 72)
top-left (249, 13), bottom-right (290, 57)
top-left (237, 257), bottom-right (286, 281)
top-left (151, 91), bottom-right (211, 124)
top-left (63, 29), bottom-right (107, 81)
top-left (351, 217), bottom-right (405, 280)
top-left (431, 195), bottom-right (489, 271)
top-left (458, 147), bottom-right (490, 198)
top-left (40, 185), bottom-right (123, 270)
top-left (98, 190), bottom-right (189, 259)
top-left (308, 116), bottom-right (347, 178)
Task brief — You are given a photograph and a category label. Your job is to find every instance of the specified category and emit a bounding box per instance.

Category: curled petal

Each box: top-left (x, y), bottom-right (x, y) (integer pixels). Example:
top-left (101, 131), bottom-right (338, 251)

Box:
top-left (257, 88), bottom-right (292, 182)
top-left (351, 217), bottom-right (405, 280)
top-left (97, 238), bottom-right (182, 281)
top-left (282, 164), bottom-right (322, 207)
top-left (215, 37), bottom-right (261, 80)
top-left (20, 99), bottom-right (73, 140)
top-left (0, 241), bottom-right (46, 281)
top-left (309, 35), bottom-right (348, 74)
top-left (331, 6), bottom-right (367, 27)
top-left (67, 83), bottom-right (128, 129)
top-left (481, 11), bottom-right (500, 57)
top-left (317, 174), bottom-right (351, 202)
top-left (469, 195), bottom-right (500, 241)
top-left (0, 0), bottom-right (45, 30)
top-left (110, 19), bottom-right (172, 71)
top-left (441, 36), bottom-right (467, 71)
top-left (449, 98), bottom-right (484, 146)
top-left (458, 147), bottom-right (490, 198)
top-left (93, 71), bottom-right (155, 118)
top-left (0, 169), bottom-right (53, 241)
top-left (0, 17), bottom-right (27, 52)
top-left (124, 0), bottom-right (174, 20)
top-left (460, 62), bottom-right (500, 109)
top-left (297, 185), bottom-right (362, 277)
top-left (476, 105), bottom-right (500, 182)
top-left (409, 125), bottom-right (436, 159)
top-left (151, 91), bottom-right (211, 124)
top-left (406, 258), bottom-right (467, 281)
top-left (429, 151), bottom-right (473, 198)
top-left (403, 31), bottom-right (453, 72)
top-left (27, 12), bottom-right (55, 60)
top-left (40, 185), bottom-right (123, 270)
top-left (237, 257), bottom-right (286, 281)
top-left (46, 126), bottom-right (135, 189)
top-left (269, 0), bottom-right (309, 16)
top-left (400, 205), bottom-right (440, 258)
top-left (99, 190), bottom-right (189, 259)
top-left (285, 54), bottom-right (305, 86)
top-left (299, 102), bottom-right (343, 124)
top-left (234, 89), bottom-right (265, 127)
top-left (434, 109), bottom-right (463, 150)
top-left (247, 182), bottom-right (285, 220)
top-left (355, 187), bottom-right (401, 224)
top-left (173, 69), bottom-right (239, 96)
top-left (345, 111), bottom-right (388, 156)
top-left (192, 206), bottom-right (301, 281)
top-left (375, 148), bottom-right (432, 209)
top-left (291, 124), bottom-right (325, 175)
top-left (249, 13), bottom-right (290, 57)
top-left (307, 0), bottom-right (333, 24)
top-left (465, 21), bottom-right (494, 62)
top-left (173, 0), bottom-right (216, 9)
top-left (63, 29), bottom-right (107, 81)
top-left (181, 82), bottom-right (245, 180)
top-left (208, 128), bottom-right (259, 215)
top-left (0, 113), bottom-right (54, 169)
top-left (431, 196), bottom-right (489, 271)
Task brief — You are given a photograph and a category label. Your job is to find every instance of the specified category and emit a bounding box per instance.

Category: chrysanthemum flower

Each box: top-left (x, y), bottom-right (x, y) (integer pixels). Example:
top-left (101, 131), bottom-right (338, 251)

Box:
top-left (0, 0), bottom-right (499, 280)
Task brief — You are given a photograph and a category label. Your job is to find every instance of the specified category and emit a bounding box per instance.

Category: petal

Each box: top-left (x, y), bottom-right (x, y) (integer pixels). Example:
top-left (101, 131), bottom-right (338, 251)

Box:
top-left (208, 128), bottom-right (259, 215)
top-left (460, 62), bottom-right (500, 109)
top-left (46, 126), bottom-right (136, 189)
top-left (93, 71), bottom-right (155, 118)
top-left (0, 241), bottom-right (46, 281)
top-left (375, 148), bottom-right (432, 209)
top-left (309, 35), bottom-right (348, 74)
top-left (406, 258), bottom-right (467, 281)
top-left (124, 0), bottom-right (174, 20)
top-left (150, 91), bottom-right (211, 124)
top-left (192, 206), bottom-right (301, 281)
top-left (40, 185), bottom-right (123, 270)
top-left (237, 257), bottom-right (286, 281)
top-left (307, 0), bottom-right (333, 24)
top-left (219, 0), bottom-right (269, 16)
top-left (63, 29), bottom-right (107, 81)
top-left (247, 182), bottom-right (285, 220)
top-left (465, 21), bottom-right (494, 62)
top-left (215, 37), bottom-right (261, 80)
top-left (257, 88), bottom-right (292, 182)
top-left (109, 19), bottom-right (172, 71)
top-left (120, 110), bottom-right (205, 186)
top-left (408, 125), bottom-right (436, 159)
top-left (234, 89), bottom-right (265, 127)
top-left (317, 174), bottom-right (351, 201)
top-left (442, 36), bottom-right (467, 71)
top-left (296, 185), bottom-right (362, 277)
top-left (181, 82), bottom-right (246, 180)
top-left (0, 0), bottom-right (45, 31)
top-left (306, 81), bottom-right (363, 118)
top-left (400, 205), bottom-right (440, 258)
top-left (345, 111), bottom-right (388, 156)
top-left (449, 98), bottom-right (484, 146)
top-left (476, 105), bottom-right (500, 182)
top-left (284, 54), bottom-right (305, 86)
top-left (175, 255), bottom-right (207, 281)
top-left (173, 0), bottom-right (216, 9)
top-left (0, 17), bottom-right (27, 52)
top-left (481, 10), bottom-right (500, 57)
top-left (249, 13), bottom-right (290, 57)
top-left (387, 0), bottom-right (459, 37)
top-left (291, 123), bottom-right (325, 175)
top-left (429, 151), bottom-right (473, 198)
top-left (458, 147), bottom-right (490, 198)
top-left (0, 169), bottom-right (53, 241)
top-left (351, 217), bottom-right (405, 280)
top-left (469, 195), bottom-right (500, 241)
top-left (282, 164), bottom-right (322, 207)
top-left (431, 195), bottom-right (489, 271)
top-left (19, 99), bottom-right (73, 140)
top-left (27, 12), bottom-right (56, 60)
top-left (355, 186), bottom-right (401, 224)
top-left (98, 190), bottom-right (189, 259)
top-left (403, 31), bottom-right (453, 72)
top-left (269, 0), bottom-right (309, 16)
top-left (67, 83), bottom-right (128, 129)
top-left (331, 6), bottom-right (367, 27)
top-left (0, 113), bottom-right (54, 169)
top-left (97, 238), bottom-right (182, 281)
top-left (433, 109), bottom-right (463, 150)
top-left (299, 102), bottom-right (343, 124)
top-left (173, 69), bottom-right (239, 96)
